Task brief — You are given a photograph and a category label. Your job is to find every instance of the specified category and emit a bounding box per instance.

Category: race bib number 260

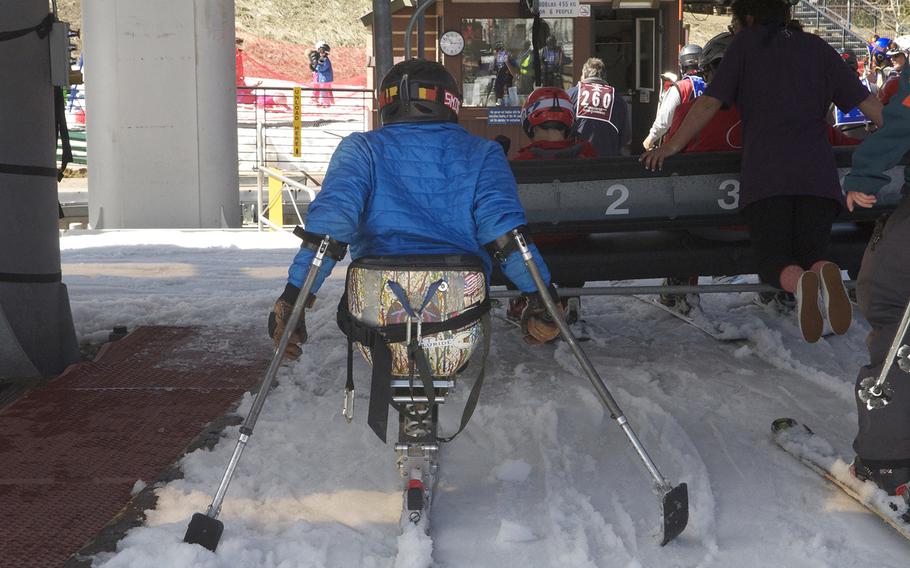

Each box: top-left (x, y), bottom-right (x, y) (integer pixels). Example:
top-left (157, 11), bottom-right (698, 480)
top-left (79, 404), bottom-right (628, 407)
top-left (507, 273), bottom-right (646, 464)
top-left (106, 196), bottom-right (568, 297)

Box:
top-left (576, 82), bottom-right (615, 123)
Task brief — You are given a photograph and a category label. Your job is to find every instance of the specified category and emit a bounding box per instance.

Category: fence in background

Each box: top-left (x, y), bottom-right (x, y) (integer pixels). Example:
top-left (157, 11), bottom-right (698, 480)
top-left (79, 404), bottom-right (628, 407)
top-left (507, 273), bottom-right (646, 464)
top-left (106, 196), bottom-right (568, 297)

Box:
top-left (238, 86), bottom-right (371, 177)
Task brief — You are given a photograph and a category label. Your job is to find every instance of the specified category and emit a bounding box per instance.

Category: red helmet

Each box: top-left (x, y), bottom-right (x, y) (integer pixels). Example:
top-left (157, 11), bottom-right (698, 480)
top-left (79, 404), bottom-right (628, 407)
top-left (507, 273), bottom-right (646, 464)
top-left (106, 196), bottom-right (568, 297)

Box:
top-left (520, 87), bottom-right (574, 138)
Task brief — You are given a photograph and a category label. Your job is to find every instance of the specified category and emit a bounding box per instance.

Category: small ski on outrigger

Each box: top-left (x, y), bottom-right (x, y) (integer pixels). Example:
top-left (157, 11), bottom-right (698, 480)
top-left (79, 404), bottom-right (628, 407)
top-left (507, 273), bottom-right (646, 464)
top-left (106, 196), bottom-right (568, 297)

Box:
top-left (771, 417), bottom-right (910, 541)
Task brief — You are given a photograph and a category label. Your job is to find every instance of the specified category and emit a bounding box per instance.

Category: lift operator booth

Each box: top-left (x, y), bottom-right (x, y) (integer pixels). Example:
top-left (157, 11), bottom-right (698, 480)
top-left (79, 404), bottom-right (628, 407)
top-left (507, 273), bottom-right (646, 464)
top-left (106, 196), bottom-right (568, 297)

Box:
top-left (364, 0), bottom-right (683, 152)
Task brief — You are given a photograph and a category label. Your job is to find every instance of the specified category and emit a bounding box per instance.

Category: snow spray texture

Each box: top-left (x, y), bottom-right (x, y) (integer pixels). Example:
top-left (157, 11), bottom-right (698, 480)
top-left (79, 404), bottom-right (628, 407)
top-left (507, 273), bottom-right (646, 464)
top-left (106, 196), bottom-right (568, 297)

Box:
top-left (336, 255), bottom-right (491, 441)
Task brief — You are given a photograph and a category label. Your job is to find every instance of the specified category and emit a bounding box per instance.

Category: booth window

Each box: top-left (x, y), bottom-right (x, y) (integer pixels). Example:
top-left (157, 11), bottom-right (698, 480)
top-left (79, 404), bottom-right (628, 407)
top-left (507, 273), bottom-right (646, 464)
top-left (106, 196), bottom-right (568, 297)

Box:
top-left (635, 17), bottom-right (655, 91)
top-left (460, 18), bottom-right (574, 108)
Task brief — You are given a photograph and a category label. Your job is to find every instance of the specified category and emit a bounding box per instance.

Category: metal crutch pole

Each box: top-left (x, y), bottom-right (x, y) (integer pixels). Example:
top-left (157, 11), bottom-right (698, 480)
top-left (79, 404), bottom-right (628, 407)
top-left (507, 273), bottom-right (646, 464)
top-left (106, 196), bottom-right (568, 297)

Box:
top-left (183, 237), bottom-right (333, 551)
top-left (858, 297), bottom-right (910, 410)
top-left (511, 229), bottom-right (688, 545)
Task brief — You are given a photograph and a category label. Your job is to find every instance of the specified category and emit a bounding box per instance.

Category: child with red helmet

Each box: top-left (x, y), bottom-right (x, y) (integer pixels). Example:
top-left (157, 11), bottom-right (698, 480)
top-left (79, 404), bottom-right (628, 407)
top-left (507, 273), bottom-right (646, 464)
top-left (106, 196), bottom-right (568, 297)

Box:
top-left (515, 87), bottom-right (597, 160)
top-left (509, 87), bottom-right (595, 328)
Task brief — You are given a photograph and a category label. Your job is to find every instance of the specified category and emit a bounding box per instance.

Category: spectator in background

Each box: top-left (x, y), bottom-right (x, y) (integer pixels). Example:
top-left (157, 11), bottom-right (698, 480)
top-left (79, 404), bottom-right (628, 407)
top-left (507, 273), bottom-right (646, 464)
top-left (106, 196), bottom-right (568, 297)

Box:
top-left (879, 36), bottom-right (909, 105)
top-left (567, 57), bottom-right (631, 157)
top-left (832, 48), bottom-right (876, 140)
top-left (541, 36), bottom-right (565, 88)
top-left (517, 40), bottom-right (535, 94)
top-left (642, 0), bottom-right (883, 343)
top-left (311, 40), bottom-right (334, 107)
top-left (491, 41), bottom-right (518, 106)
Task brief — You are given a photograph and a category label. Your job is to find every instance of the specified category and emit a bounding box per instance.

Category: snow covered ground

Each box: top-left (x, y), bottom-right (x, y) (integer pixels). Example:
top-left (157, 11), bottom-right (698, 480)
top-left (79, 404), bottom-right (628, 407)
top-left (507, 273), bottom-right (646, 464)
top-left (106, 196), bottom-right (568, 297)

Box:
top-left (59, 230), bottom-right (910, 567)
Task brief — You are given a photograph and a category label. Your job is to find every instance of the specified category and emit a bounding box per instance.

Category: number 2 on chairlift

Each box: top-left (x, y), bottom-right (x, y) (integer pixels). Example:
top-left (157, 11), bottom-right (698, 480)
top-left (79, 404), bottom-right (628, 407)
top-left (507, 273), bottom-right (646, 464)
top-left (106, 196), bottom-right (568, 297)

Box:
top-left (605, 184), bottom-right (630, 215)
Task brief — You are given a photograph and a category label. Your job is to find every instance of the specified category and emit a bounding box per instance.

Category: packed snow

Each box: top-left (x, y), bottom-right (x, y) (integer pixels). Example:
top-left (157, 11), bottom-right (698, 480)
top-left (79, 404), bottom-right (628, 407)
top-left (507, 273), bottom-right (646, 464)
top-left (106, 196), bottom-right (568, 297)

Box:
top-left (58, 229), bottom-right (910, 567)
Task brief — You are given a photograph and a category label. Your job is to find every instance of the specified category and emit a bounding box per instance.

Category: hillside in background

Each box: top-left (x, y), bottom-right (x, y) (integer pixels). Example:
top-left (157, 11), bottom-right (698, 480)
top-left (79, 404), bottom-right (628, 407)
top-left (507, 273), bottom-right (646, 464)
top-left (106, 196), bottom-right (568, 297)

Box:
top-left (58, 0), bottom-right (372, 46)
top-left (57, 0), bottom-right (371, 84)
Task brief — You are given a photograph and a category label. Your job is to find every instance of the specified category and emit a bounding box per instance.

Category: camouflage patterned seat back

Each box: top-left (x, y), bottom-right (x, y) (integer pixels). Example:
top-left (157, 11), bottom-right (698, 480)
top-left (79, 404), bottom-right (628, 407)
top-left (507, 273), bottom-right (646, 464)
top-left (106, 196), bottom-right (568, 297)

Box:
top-left (346, 255), bottom-right (487, 377)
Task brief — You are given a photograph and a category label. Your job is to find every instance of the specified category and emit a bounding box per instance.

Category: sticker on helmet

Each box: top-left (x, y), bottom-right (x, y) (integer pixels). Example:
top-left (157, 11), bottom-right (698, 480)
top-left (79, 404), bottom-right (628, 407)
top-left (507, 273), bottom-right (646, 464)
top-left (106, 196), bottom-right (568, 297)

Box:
top-left (444, 91), bottom-right (461, 113)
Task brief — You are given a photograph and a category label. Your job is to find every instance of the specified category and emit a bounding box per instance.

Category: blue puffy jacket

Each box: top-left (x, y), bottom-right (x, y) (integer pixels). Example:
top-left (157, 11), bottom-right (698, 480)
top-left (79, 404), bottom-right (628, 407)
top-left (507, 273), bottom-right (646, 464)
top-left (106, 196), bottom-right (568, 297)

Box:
top-left (287, 121), bottom-right (551, 294)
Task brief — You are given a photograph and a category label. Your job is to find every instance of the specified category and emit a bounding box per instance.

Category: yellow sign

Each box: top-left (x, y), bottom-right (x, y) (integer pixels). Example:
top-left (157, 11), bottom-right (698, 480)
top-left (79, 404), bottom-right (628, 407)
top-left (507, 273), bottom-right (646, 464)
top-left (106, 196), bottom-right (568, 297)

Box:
top-left (293, 87), bottom-right (301, 157)
top-left (267, 173), bottom-right (284, 229)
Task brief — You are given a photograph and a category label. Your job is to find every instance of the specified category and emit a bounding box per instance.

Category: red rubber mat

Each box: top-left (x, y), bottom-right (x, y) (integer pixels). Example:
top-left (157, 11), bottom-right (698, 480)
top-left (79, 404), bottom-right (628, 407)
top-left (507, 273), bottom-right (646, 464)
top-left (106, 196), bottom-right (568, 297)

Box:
top-left (0, 326), bottom-right (270, 568)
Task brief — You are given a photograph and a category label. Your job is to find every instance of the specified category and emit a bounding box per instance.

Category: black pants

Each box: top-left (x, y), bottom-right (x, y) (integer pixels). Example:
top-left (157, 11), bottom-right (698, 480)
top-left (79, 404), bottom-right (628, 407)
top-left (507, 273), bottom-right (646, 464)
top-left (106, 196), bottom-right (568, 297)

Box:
top-left (854, 195), bottom-right (910, 461)
top-left (741, 195), bottom-right (841, 288)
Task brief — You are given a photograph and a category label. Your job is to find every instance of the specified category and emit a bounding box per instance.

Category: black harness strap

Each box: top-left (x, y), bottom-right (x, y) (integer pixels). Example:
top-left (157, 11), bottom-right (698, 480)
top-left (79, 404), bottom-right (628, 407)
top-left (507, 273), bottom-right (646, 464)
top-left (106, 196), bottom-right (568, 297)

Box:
top-left (484, 225), bottom-right (533, 264)
top-left (0, 14), bottom-right (54, 43)
top-left (437, 314), bottom-right (491, 443)
top-left (337, 291), bottom-right (491, 442)
top-left (0, 164), bottom-right (59, 178)
top-left (0, 271), bottom-right (62, 283)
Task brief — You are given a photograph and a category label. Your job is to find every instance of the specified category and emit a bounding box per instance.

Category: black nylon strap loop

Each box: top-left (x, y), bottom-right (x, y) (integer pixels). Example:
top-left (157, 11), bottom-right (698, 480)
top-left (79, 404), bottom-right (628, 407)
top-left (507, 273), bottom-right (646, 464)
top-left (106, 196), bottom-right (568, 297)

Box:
top-left (0, 14), bottom-right (54, 43)
top-left (0, 164), bottom-right (58, 178)
top-left (0, 271), bottom-right (62, 283)
top-left (292, 226), bottom-right (349, 261)
top-left (484, 225), bottom-right (533, 264)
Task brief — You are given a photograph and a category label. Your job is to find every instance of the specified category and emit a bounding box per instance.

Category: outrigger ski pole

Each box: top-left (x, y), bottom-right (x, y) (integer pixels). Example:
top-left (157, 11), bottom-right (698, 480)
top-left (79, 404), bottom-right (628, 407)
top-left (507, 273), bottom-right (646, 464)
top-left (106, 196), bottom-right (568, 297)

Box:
top-left (183, 236), bottom-right (335, 552)
top-left (512, 230), bottom-right (689, 545)
top-left (858, 296), bottom-right (910, 410)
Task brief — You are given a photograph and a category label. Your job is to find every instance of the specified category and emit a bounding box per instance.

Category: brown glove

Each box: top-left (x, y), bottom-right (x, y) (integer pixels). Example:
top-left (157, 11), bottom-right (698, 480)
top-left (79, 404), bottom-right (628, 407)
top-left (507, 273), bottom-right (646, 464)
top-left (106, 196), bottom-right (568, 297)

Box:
top-left (268, 285), bottom-right (312, 360)
top-left (520, 285), bottom-right (563, 344)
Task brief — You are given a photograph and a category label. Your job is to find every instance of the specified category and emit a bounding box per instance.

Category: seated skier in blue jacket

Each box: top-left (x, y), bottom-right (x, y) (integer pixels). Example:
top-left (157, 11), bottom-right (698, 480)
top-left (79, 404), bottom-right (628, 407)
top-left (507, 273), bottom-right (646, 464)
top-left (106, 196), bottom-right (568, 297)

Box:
top-left (270, 59), bottom-right (561, 357)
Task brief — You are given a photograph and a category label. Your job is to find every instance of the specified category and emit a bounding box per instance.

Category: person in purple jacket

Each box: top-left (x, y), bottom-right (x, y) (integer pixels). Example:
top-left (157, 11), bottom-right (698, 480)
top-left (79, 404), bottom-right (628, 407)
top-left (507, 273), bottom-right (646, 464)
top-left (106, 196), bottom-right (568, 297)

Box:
top-left (641, 0), bottom-right (884, 343)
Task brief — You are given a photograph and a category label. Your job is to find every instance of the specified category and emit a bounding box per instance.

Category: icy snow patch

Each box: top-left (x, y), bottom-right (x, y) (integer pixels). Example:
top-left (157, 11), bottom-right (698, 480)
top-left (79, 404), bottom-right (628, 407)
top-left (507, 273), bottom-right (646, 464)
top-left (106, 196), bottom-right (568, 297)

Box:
top-left (496, 519), bottom-right (538, 543)
top-left (394, 524), bottom-right (433, 568)
top-left (130, 479), bottom-right (147, 496)
top-left (492, 459), bottom-right (532, 482)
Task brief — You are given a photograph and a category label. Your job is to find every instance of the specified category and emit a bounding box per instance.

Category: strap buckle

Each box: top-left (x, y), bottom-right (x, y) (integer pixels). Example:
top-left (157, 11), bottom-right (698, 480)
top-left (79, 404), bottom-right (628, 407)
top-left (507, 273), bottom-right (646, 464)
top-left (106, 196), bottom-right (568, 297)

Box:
top-left (405, 316), bottom-right (423, 345)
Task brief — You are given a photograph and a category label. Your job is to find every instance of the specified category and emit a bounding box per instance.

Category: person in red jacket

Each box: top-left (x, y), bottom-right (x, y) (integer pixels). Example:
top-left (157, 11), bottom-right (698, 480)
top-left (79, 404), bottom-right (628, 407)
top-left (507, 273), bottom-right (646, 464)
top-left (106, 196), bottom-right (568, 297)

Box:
top-left (509, 87), bottom-right (595, 326)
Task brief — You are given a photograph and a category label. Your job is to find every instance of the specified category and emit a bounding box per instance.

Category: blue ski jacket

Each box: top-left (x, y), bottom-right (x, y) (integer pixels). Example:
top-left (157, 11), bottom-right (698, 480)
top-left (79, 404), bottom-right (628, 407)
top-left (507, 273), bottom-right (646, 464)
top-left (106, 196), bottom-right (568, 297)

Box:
top-left (286, 121), bottom-right (551, 294)
top-left (314, 56), bottom-right (333, 83)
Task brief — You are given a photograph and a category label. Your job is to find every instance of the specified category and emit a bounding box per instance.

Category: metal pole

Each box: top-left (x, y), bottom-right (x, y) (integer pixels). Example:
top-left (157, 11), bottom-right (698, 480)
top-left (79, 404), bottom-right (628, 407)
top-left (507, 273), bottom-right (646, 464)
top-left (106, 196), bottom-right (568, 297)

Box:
top-left (488, 281), bottom-right (857, 299)
top-left (404, 0), bottom-right (436, 60)
top-left (373, 0), bottom-right (393, 82)
top-left (416, 0), bottom-right (426, 60)
top-left (867, 298), bottom-right (910, 399)
top-left (513, 231), bottom-right (670, 490)
top-left (255, 89), bottom-right (263, 231)
top-left (205, 238), bottom-right (330, 518)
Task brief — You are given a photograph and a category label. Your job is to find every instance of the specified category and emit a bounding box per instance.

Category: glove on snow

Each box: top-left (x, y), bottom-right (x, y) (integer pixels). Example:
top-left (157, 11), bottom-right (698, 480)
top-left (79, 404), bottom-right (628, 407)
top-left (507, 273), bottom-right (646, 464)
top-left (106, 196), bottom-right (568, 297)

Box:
top-left (520, 284), bottom-right (563, 344)
top-left (268, 284), bottom-right (313, 360)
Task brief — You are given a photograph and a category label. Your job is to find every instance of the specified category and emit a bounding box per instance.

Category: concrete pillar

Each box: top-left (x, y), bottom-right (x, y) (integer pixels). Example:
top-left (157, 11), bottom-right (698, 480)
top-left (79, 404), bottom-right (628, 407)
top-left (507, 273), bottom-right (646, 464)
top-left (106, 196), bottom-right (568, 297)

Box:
top-left (84, 0), bottom-right (241, 228)
top-left (0, 0), bottom-right (80, 378)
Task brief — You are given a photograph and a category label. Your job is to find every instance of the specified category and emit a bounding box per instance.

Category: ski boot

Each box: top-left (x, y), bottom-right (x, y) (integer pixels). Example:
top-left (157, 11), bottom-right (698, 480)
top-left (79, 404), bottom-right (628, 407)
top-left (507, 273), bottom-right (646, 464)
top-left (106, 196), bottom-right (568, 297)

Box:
top-left (506, 296), bottom-right (527, 322)
top-left (659, 277), bottom-right (700, 316)
top-left (562, 296), bottom-right (580, 326)
top-left (851, 456), bottom-right (910, 501)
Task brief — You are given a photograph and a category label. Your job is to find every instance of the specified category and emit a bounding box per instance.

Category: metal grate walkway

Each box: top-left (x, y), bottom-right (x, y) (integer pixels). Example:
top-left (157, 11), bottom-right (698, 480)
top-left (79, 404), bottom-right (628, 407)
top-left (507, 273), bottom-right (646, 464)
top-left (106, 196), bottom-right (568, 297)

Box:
top-left (0, 326), bottom-right (269, 568)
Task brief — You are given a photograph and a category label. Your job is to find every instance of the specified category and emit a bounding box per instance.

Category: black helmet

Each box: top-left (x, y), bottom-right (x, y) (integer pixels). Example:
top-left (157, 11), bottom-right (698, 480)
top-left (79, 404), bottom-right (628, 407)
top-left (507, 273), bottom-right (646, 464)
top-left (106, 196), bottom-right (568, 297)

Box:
top-left (378, 59), bottom-right (462, 126)
top-left (840, 48), bottom-right (858, 71)
top-left (679, 44), bottom-right (703, 70)
top-left (700, 33), bottom-right (733, 70)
